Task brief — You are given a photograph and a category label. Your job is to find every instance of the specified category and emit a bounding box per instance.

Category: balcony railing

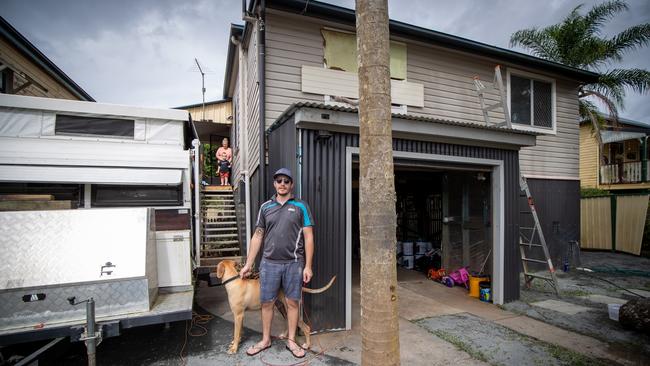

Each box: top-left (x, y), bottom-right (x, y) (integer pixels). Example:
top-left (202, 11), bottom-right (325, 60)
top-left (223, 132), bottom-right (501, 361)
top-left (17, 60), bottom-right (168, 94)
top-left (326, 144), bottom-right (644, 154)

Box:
top-left (600, 161), bottom-right (644, 184)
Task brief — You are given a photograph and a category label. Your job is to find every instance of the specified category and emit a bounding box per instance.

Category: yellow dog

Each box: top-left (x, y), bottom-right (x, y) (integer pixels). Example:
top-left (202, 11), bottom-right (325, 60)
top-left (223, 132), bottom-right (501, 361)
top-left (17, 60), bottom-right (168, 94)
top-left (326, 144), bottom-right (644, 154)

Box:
top-left (215, 259), bottom-right (336, 354)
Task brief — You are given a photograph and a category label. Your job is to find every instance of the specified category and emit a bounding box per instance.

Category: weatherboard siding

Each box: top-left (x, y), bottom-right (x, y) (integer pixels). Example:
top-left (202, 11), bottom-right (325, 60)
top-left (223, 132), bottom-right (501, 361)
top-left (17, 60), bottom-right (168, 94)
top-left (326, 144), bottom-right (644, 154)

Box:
top-left (579, 124), bottom-right (599, 188)
top-left (264, 11), bottom-right (582, 178)
top-left (0, 37), bottom-right (79, 100)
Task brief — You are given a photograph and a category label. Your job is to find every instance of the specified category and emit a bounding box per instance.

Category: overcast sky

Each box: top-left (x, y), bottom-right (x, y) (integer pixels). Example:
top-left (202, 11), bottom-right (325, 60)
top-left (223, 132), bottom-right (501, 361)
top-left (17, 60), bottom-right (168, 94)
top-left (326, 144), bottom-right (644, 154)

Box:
top-left (1, 0), bottom-right (648, 120)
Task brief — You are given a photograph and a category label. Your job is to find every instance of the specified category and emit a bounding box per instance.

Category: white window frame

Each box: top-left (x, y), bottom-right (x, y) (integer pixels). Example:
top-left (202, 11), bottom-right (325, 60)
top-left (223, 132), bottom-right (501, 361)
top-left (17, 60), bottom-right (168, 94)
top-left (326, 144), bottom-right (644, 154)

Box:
top-left (506, 68), bottom-right (557, 135)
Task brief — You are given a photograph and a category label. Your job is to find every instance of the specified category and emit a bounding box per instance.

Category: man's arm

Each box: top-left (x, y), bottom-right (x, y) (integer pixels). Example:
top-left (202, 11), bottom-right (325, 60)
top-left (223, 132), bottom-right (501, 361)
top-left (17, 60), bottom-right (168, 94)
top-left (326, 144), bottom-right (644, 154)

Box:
top-left (240, 227), bottom-right (264, 278)
top-left (303, 226), bottom-right (314, 283)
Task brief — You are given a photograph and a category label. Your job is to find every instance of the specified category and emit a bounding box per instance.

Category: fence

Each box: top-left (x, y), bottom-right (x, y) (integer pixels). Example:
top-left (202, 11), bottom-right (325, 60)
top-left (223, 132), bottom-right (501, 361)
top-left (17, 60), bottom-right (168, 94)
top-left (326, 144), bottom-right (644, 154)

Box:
top-left (580, 194), bottom-right (648, 255)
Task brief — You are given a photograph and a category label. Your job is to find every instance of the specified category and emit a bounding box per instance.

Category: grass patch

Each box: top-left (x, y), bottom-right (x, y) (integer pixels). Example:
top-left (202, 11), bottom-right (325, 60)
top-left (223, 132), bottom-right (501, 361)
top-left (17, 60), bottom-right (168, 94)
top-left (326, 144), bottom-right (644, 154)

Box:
top-left (430, 329), bottom-right (490, 364)
top-left (560, 289), bottom-right (591, 297)
top-left (546, 343), bottom-right (609, 366)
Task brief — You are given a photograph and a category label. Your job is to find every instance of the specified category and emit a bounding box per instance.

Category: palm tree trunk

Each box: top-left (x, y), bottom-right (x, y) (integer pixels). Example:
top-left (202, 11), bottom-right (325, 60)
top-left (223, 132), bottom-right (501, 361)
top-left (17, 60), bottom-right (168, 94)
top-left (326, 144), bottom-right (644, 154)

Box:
top-left (356, 0), bottom-right (400, 365)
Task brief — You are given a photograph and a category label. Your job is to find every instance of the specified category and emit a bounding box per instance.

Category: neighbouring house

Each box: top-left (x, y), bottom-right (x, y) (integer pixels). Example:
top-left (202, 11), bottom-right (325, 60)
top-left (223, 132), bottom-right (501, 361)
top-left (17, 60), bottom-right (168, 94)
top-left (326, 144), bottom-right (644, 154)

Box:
top-left (580, 116), bottom-right (650, 191)
top-left (0, 16), bottom-right (93, 101)
top-left (579, 116), bottom-right (650, 256)
top-left (176, 99), bottom-right (234, 185)
top-left (223, 0), bottom-right (598, 332)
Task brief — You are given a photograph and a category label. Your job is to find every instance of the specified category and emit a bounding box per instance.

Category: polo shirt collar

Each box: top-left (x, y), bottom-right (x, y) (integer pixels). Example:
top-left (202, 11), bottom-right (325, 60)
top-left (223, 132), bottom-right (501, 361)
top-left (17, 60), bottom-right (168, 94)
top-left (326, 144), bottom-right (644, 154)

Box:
top-left (271, 194), bottom-right (295, 206)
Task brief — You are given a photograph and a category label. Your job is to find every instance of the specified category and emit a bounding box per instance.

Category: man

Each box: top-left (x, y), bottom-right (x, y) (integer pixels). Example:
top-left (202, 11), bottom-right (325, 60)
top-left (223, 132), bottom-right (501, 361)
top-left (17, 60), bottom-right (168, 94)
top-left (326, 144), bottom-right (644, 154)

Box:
top-left (239, 168), bottom-right (314, 358)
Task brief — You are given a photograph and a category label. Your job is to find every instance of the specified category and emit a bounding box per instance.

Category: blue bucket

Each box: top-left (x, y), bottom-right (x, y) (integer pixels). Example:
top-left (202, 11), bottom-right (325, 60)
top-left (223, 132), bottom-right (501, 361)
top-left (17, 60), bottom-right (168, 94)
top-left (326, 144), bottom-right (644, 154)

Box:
top-left (479, 282), bottom-right (491, 302)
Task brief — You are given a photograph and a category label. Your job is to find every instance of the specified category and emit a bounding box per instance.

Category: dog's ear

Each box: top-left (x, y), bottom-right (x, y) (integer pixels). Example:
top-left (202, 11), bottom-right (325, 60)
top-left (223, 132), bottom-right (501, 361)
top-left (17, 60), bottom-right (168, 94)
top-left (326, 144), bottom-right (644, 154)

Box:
top-left (216, 261), bottom-right (225, 279)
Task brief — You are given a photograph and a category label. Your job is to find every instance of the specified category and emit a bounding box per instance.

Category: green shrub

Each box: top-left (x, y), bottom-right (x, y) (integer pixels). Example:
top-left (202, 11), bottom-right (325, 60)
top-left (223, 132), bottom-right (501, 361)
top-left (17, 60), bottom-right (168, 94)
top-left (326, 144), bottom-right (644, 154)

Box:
top-left (580, 187), bottom-right (609, 198)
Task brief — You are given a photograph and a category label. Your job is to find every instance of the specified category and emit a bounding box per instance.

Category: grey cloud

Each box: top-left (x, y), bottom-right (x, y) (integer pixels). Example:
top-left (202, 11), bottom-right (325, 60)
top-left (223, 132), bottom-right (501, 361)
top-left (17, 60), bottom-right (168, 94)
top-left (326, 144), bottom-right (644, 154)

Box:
top-left (1, 0), bottom-right (648, 120)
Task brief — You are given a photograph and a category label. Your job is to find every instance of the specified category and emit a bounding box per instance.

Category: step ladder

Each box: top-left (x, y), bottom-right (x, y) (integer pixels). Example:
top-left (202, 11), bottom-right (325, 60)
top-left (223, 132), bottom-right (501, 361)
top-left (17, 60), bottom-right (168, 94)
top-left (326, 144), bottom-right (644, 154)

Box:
top-left (200, 186), bottom-right (241, 267)
top-left (473, 65), bottom-right (512, 129)
top-left (519, 175), bottom-right (560, 295)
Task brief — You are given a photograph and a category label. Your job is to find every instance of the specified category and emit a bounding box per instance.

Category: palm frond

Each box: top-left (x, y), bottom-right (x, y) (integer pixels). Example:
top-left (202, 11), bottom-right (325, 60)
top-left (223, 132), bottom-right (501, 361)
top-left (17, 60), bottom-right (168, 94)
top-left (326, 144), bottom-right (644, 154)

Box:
top-left (583, 0), bottom-right (628, 35)
top-left (599, 68), bottom-right (650, 94)
top-left (579, 99), bottom-right (605, 144)
top-left (509, 28), bottom-right (560, 60)
top-left (602, 24), bottom-right (650, 62)
top-left (581, 89), bottom-right (620, 119)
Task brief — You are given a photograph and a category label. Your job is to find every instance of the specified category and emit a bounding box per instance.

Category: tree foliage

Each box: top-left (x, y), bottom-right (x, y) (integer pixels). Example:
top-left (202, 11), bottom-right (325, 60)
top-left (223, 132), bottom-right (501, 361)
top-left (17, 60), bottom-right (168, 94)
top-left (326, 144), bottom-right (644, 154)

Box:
top-left (510, 0), bottom-right (650, 125)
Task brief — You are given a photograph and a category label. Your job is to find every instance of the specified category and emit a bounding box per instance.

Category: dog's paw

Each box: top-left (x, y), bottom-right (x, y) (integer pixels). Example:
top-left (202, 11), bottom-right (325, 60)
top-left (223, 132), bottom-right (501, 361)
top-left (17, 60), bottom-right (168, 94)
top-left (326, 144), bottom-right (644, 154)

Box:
top-left (227, 345), bottom-right (238, 354)
top-left (302, 342), bottom-right (310, 350)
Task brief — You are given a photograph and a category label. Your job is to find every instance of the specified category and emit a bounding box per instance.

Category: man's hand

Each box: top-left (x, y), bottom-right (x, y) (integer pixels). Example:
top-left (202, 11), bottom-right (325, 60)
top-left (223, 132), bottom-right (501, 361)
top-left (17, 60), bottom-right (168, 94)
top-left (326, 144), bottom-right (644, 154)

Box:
top-left (240, 263), bottom-right (252, 279)
top-left (303, 267), bottom-right (313, 284)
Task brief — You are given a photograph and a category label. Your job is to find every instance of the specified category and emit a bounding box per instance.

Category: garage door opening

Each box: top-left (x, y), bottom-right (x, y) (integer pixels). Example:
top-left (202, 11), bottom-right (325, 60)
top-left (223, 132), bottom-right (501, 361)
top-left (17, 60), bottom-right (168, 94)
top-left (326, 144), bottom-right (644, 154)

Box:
top-left (345, 148), bottom-right (505, 329)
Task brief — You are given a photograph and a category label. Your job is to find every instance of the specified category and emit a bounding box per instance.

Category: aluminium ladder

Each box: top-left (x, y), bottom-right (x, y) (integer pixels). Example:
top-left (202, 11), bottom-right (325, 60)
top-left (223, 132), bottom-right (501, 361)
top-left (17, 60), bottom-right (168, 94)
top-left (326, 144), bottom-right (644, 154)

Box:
top-left (473, 66), bottom-right (560, 295)
top-left (519, 176), bottom-right (560, 295)
top-left (472, 65), bottom-right (512, 129)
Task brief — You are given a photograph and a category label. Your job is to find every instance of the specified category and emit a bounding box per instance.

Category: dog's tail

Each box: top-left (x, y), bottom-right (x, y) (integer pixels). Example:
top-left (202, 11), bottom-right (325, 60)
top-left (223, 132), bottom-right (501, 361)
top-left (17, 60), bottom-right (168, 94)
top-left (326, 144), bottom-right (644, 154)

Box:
top-left (302, 276), bottom-right (336, 294)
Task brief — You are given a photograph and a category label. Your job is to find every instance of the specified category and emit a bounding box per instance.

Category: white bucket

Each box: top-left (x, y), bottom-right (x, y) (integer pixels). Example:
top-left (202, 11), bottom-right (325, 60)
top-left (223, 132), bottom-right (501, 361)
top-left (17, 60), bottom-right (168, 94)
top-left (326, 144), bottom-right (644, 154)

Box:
top-left (416, 241), bottom-right (428, 255)
top-left (608, 303), bottom-right (621, 322)
top-left (396, 241), bottom-right (403, 255)
top-left (403, 255), bottom-right (414, 269)
top-left (403, 242), bottom-right (414, 256)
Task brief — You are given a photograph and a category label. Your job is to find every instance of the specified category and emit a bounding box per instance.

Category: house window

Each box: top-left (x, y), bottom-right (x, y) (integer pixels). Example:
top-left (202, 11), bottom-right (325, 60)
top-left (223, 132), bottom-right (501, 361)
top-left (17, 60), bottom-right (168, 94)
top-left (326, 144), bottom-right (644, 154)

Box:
top-left (55, 114), bottom-right (135, 138)
top-left (92, 184), bottom-right (182, 207)
top-left (508, 71), bottom-right (555, 131)
top-left (321, 29), bottom-right (407, 80)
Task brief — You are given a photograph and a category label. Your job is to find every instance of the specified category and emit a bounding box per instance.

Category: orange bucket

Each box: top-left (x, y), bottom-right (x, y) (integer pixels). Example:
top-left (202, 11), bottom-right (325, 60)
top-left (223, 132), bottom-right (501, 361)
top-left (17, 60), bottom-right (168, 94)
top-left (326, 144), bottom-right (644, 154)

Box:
top-left (469, 275), bottom-right (489, 298)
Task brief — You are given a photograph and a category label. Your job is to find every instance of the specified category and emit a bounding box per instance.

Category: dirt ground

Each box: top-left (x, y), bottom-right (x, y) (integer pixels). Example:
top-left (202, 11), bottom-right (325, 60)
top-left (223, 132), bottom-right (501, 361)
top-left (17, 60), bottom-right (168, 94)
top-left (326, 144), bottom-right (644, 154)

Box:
top-left (503, 251), bottom-right (650, 358)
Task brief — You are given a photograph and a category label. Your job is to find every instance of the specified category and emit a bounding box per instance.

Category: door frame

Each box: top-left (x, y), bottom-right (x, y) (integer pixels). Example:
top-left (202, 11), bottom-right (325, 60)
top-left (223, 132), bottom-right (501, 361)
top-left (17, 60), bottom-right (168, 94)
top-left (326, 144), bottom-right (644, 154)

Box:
top-left (345, 147), bottom-right (505, 330)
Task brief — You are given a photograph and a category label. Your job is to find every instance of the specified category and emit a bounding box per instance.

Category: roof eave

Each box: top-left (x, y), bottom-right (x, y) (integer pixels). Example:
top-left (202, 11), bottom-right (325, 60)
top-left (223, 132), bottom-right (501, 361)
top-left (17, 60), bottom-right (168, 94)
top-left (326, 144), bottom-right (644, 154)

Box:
top-left (0, 16), bottom-right (95, 101)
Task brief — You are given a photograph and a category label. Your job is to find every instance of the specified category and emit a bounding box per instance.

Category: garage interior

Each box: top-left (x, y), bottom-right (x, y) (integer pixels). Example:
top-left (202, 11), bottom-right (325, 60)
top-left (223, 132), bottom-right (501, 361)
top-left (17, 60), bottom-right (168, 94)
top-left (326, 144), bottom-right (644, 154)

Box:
top-left (349, 160), bottom-right (494, 326)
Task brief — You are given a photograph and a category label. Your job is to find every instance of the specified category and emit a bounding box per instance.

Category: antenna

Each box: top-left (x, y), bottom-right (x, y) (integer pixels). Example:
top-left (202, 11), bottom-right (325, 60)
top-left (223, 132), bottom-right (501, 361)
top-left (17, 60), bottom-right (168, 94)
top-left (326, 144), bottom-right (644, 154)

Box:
top-left (194, 58), bottom-right (206, 121)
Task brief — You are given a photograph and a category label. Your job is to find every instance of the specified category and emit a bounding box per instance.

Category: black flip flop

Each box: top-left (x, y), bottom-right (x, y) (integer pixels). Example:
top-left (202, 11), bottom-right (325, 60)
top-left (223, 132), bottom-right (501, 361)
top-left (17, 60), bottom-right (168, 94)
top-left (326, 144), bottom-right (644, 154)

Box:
top-left (285, 344), bottom-right (306, 359)
top-left (246, 343), bottom-right (271, 356)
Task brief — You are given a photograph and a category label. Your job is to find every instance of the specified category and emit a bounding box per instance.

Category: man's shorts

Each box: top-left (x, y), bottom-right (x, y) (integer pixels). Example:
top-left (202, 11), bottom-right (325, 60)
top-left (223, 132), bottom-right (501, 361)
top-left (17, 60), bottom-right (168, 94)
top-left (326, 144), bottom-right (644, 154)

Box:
top-left (260, 260), bottom-right (303, 303)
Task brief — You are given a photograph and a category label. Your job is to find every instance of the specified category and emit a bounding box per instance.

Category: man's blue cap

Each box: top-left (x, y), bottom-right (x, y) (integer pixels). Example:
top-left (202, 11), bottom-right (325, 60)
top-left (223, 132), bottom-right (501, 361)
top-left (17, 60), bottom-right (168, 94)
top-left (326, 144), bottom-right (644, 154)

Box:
top-left (273, 168), bottom-right (293, 181)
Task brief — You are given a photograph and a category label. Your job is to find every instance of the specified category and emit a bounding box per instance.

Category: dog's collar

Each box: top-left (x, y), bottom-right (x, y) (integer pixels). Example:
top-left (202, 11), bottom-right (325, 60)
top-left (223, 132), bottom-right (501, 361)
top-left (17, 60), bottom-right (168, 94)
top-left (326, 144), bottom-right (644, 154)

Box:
top-left (218, 274), bottom-right (240, 286)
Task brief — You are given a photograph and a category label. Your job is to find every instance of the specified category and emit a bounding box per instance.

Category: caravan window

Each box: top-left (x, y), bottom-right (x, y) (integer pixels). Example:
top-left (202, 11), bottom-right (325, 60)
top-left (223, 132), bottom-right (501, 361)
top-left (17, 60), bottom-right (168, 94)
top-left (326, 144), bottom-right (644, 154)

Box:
top-left (55, 114), bottom-right (135, 138)
top-left (92, 185), bottom-right (182, 207)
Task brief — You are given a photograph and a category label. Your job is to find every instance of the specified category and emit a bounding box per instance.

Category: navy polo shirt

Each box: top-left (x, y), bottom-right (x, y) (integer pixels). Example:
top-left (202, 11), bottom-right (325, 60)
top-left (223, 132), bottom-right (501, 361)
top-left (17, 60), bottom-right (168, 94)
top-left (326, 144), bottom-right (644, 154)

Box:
top-left (255, 195), bottom-right (314, 263)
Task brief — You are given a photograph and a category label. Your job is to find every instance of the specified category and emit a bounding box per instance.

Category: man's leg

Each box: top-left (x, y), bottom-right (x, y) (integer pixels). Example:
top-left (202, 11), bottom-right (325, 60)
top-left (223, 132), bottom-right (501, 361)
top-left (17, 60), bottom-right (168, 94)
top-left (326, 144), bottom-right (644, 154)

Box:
top-left (247, 260), bottom-right (281, 355)
top-left (286, 298), bottom-right (300, 343)
top-left (261, 301), bottom-right (274, 344)
top-left (283, 262), bottom-right (306, 357)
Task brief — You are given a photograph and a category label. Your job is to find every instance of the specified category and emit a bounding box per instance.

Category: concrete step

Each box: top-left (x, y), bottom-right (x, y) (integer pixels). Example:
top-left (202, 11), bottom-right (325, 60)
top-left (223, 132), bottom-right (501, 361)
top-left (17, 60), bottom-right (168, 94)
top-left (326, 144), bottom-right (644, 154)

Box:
top-left (202, 227), bottom-right (238, 232)
top-left (201, 247), bottom-right (240, 253)
top-left (202, 221), bottom-right (238, 226)
top-left (203, 215), bottom-right (237, 220)
top-left (202, 239), bottom-right (239, 245)
top-left (201, 233), bottom-right (238, 239)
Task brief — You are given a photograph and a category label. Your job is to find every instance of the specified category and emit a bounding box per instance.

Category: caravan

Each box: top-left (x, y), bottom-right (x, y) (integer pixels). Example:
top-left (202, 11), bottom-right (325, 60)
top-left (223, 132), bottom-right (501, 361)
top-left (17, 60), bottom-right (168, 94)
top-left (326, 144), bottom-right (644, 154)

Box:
top-left (0, 94), bottom-right (199, 352)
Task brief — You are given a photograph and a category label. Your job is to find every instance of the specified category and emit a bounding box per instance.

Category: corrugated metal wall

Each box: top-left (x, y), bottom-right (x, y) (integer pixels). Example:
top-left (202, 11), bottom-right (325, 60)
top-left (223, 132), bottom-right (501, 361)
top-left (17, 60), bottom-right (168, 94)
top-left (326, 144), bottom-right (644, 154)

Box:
top-left (294, 128), bottom-right (521, 331)
top-left (267, 116), bottom-right (297, 179)
top-left (525, 179), bottom-right (580, 269)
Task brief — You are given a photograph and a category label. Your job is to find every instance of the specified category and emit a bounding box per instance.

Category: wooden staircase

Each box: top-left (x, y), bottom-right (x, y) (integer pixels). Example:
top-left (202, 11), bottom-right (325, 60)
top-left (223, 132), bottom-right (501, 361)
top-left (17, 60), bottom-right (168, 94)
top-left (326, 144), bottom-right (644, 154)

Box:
top-left (200, 186), bottom-right (241, 267)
